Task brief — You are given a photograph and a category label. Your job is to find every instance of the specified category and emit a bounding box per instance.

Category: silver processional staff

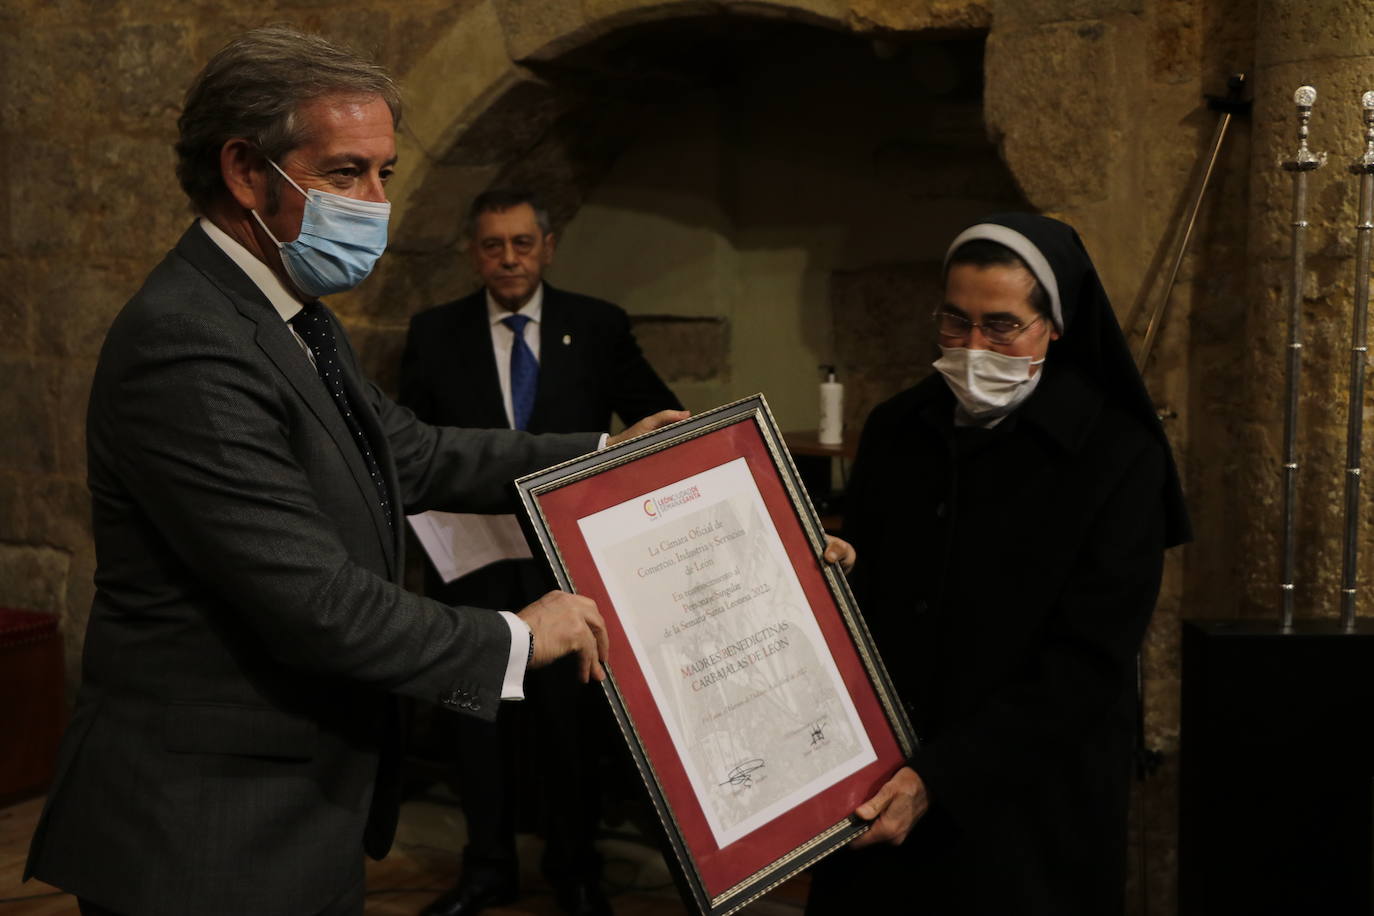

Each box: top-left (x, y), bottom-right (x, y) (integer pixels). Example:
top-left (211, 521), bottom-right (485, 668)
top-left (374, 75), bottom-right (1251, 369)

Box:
top-left (1338, 91), bottom-right (1374, 632)
top-left (1279, 85), bottom-right (1326, 632)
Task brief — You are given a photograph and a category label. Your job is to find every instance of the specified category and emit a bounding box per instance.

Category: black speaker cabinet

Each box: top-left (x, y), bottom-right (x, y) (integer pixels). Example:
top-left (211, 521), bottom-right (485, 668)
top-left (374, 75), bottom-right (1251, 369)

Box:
top-left (1180, 618), bottom-right (1374, 915)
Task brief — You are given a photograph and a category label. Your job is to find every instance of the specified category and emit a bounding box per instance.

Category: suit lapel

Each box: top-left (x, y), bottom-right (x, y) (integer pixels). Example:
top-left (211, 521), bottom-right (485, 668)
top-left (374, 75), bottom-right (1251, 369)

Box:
top-left (257, 313), bottom-right (396, 577)
top-left (458, 298), bottom-right (511, 429)
top-left (336, 354), bottom-right (401, 576)
top-left (176, 227), bottom-right (397, 576)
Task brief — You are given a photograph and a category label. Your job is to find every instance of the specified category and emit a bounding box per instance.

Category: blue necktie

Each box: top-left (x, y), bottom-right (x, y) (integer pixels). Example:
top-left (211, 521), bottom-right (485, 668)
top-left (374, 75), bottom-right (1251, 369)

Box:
top-left (290, 303), bottom-right (393, 528)
top-left (502, 314), bottom-right (539, 431)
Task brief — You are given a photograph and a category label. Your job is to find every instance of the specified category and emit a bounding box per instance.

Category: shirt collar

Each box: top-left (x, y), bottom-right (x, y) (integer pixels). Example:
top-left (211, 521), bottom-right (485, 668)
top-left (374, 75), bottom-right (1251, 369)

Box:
top-left (486, 284), bottom-right (544, 327)
top-left (197, 217), bottom-right (307, 323)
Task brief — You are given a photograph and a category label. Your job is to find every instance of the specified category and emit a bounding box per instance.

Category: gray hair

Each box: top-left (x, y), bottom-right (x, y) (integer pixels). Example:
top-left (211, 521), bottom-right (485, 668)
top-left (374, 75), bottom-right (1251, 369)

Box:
top-left (175, 25), bottom-right (401, 213)
top-left (465, 189), bottom-right (552, 239)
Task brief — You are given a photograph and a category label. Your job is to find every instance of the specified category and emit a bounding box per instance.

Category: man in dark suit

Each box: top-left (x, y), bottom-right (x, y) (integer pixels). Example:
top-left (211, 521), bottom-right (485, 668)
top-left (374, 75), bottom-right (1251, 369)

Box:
top-left (23, 29), bottom-right (682, 916)
top-left (402, 189), bottom-right (683, 916)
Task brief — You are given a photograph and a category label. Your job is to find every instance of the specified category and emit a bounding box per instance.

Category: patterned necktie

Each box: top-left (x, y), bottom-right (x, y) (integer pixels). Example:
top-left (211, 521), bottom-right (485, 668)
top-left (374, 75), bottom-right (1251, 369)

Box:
top-left (289, 303), bottom-right (393, 528)
top-left (502, 313), bottom-right (539, 431)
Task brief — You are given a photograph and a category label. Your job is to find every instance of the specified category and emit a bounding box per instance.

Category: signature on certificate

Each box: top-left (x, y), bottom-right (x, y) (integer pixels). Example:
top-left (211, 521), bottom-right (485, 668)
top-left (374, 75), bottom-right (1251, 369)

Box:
top-left (720, 758), bottom-right (765, 788)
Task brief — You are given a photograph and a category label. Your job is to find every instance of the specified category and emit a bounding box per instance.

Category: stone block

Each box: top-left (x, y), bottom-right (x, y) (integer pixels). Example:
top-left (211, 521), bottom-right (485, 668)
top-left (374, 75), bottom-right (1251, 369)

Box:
top-left (0, 133), bottom-right (11, 259)
top-left (1, 21), bottom-right (192, 134)
top-left (29, 260), bottom-right (140, 360)
top-left (580, 0), bottom-right (718, 33)
top-left (0, 474), bottom-right (27, 542)
top-left (54, 360), bottom-right (94, 479)
top-left (444, 76), bottom-right (573, 168)
top-left (390, 4), bottom-right (470, 71)
top-left (724, 0), bottom-right (847, 29)
top-left (830, 261), bottom-right (942, 426)
top-left (387, 0), bottom-right (519, 208)
top-left (0, 356), bottom-right (59, 474)
top-left (1256, 0), bottom-right (1374, 69)
top-left (0, 25), bottom-right (96, 131)
top-left (630, 315), bottom-right (729, 383)
top-left (29, 477), bottom-right (90, 553)
top-left (493, 0), bottom-right (593, 61)
top-left (993, 0), bottom-right (1143, 24)
top-left (0, 265), bottom-right (31, 358)
top-left (12, 132), bottom-right (185, 261)
top-left (106, 22), bottom-right (196, 128)
top-left (985, 20), bottom-right (1118, 211)
top-left (849, 0), bottom-right (991, 33)
top-left (273, 10), bottom-right (395, 74)
top-left (390, 163), bottom-right (502, 253)
top-left (1147, 0), bottom-right (1200, 85)
top-left (0, 544), bottom-right (70, 618)
top-left (486, 99), bottom-right (647, 229)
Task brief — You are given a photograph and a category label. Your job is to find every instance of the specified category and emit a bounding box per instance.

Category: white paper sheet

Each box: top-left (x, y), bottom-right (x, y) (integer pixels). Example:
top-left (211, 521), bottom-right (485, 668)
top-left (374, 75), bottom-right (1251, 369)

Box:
top-left (407, 511), bottom-right (533, 583)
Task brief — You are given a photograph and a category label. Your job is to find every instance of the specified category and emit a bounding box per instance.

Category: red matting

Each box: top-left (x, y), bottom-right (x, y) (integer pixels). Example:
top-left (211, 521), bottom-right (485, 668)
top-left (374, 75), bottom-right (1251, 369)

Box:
top-left (536, 418), bottom-right (906, 899)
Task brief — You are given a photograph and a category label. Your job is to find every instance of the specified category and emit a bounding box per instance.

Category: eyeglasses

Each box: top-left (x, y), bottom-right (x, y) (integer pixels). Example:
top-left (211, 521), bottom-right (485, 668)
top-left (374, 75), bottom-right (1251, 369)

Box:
top-left (932, 310), bottom-right (1045, 346)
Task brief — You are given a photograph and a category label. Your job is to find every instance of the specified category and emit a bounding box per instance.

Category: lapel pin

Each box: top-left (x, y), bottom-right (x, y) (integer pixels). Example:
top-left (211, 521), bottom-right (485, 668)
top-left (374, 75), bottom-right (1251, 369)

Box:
top-left (563, 334), bottom-right (572, 345)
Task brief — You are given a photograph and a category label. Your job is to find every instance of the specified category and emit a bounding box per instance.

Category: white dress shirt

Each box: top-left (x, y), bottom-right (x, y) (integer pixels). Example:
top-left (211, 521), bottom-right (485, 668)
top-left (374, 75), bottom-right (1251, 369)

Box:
top-left (196, 217), bottom-right (533, 699)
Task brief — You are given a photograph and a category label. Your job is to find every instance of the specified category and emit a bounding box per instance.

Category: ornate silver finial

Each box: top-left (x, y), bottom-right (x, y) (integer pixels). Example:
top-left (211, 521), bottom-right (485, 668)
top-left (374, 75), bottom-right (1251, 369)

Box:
top-left (1353, 90), bottom-right (1374, 173)
top-left (1283, 84), bottom-right (1327, 171)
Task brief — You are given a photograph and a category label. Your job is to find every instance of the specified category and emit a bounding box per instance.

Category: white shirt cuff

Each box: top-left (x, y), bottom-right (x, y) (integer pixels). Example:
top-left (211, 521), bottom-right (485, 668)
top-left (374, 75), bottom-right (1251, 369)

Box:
top-left (498, 611), bottom-right (530, 700)
top-left (598, 433), bottom-right (610, 450)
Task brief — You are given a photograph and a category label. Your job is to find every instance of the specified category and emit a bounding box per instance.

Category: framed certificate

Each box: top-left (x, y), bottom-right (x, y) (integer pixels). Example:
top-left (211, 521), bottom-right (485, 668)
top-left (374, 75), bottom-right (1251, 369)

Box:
top-left (516, 395), bottom-right (916, 916)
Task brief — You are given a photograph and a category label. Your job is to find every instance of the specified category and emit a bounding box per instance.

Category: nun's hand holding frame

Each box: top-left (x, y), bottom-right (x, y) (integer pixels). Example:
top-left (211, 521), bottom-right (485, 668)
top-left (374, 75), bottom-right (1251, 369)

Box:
top-left (516, 395), bottom-right (917, 916)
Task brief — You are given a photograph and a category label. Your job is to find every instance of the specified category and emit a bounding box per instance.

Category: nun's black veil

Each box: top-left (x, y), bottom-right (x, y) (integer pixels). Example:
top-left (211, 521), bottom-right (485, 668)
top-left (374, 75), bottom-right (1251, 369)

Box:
top-left (953, 212), bottom-right (1192, 547)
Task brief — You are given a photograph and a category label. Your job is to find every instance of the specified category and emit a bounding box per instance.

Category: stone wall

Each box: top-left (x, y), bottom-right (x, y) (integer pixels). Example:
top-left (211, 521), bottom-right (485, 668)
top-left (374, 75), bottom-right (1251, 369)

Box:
top-left (6, 0), bottom-right (1368, 912)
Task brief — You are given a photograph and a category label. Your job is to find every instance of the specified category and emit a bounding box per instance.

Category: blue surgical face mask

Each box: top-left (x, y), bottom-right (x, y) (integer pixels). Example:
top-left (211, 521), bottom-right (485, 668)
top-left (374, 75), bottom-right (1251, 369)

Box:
top-left (251, 159), bottom-right (390, 298)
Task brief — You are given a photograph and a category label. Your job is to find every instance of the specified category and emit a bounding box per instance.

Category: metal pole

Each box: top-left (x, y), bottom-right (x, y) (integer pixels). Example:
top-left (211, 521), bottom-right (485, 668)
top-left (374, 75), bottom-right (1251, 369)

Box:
top-left (1340, 91), bottom-right (1374, 632)
top-left (1136, 74), bottom-right (1249, 369)
top-left (1279, 86), bottom-right (1326, 632)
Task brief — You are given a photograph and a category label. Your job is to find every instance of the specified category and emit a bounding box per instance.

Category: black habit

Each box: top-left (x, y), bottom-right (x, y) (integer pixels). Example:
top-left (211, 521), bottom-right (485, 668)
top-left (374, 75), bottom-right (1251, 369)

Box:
top-left (808, 214), bottom-right (1187, 915)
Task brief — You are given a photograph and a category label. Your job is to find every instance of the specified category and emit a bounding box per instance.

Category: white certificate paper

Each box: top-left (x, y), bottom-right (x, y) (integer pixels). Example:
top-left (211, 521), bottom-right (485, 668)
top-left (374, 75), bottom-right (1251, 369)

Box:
top-left (578, 457), bottom-right (876, 848)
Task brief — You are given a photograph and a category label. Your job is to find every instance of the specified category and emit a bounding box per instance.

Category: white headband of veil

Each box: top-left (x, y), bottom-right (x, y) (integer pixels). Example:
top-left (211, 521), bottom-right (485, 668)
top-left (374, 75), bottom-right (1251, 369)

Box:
top-left (943, 223), bottom-right (1064, 332)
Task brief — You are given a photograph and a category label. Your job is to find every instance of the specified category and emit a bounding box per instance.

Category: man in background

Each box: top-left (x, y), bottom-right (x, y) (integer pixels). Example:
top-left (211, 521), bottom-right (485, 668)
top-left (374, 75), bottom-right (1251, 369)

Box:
top-left (402, 189), bottom-right (683, 916)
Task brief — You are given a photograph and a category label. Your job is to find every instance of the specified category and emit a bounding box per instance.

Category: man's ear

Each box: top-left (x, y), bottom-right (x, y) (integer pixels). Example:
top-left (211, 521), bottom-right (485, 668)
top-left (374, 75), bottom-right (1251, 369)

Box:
top-left (220, 138), bottom-right (265, 212)
top-left (542, 233), bottom-right (556, 266)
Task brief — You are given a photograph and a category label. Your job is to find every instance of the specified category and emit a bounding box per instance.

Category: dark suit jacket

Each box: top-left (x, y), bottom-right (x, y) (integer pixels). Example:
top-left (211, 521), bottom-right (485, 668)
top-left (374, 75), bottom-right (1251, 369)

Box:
top-left (24, 225), bottom-right (600, 916)
top-left (400, 285), bottom-right (681, 608)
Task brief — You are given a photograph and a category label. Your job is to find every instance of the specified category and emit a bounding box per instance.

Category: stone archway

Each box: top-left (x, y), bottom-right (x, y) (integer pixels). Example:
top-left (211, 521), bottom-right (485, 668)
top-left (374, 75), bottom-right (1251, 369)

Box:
top-left (344, 0), bottom-right (1021, 419)
top-left (340, 1), bottom-right (1180, 435)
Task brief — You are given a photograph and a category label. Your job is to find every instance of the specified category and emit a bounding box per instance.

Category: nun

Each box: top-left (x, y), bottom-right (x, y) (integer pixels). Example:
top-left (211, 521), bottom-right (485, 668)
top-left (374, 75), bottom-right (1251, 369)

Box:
top-left (807, 213), bottom-right (1190, 915)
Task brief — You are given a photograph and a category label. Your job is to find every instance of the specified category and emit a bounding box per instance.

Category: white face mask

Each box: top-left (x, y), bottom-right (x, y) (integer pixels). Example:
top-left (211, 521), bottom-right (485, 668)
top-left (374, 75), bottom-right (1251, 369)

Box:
top-left (933, 346), bottom-right (1045, 422)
